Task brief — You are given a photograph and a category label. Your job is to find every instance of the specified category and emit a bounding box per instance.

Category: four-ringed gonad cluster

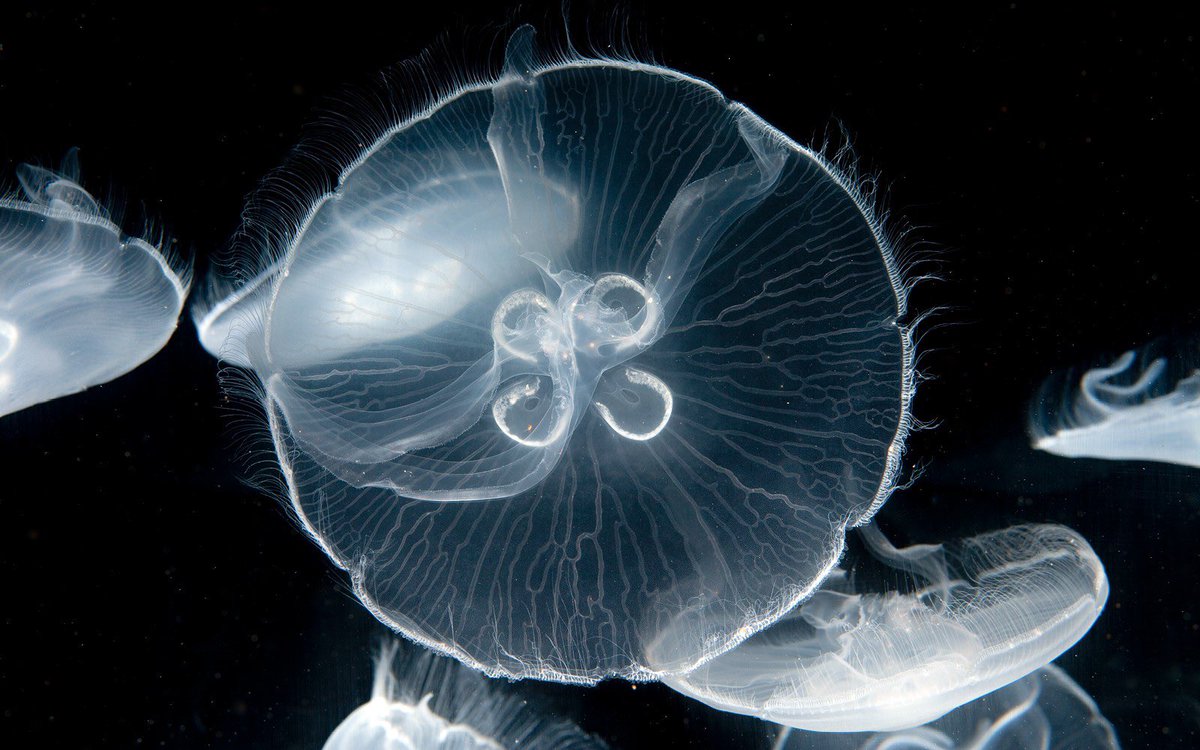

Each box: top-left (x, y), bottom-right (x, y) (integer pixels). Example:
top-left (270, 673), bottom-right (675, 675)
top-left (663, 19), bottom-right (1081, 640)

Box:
top-left (489, 274), bottom-right (672, 453)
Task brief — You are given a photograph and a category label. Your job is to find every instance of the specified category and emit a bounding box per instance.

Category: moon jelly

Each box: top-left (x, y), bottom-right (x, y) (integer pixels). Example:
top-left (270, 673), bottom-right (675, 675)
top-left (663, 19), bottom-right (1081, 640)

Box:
top-left (0, 151), bottom-right (189, 418)
top-left (774, 663), bottom-right (1120, 749)
top-left (197, 28), bottom-right (915, 682)
top-left (325, 641), bottom-right (604, 750)
top-left (1031, 341), bottom-right (1200, 468)
top-left (658, 523), bottom-right (1108, 732)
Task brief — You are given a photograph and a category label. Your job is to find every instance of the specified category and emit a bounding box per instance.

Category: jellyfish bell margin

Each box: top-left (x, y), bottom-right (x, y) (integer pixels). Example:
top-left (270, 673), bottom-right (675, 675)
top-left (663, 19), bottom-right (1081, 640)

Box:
top-left (0, 151), bottom-right (190, 419)
top-left (196, 26), bottom-right (917, 684)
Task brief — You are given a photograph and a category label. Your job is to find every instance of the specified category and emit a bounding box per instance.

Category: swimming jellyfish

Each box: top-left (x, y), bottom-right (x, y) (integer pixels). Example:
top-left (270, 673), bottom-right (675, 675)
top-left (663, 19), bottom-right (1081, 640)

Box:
top-left (657, 522), bottom-right (1108, 732)
top-left (773, 663), bottom-right (1120, 749)
top-left (0, 151), bottom-right (189, 418)
top-left (1031, 341), bottom-right (1200, 468)
top-left (196, 27), bottom-right (915, 682)
top-left (324, 641), bottom-right (604, 750)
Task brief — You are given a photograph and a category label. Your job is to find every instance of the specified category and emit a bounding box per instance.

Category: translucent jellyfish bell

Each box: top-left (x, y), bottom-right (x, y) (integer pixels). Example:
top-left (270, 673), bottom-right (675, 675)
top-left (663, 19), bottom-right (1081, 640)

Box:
top-left (774, 663), bottom-right (1120, 749)
top-left (1031, 341), bottom-right (1200, 467)
top-left (0, 151), bottom-right (189, 418)
top-left (197, 27), bottom-right (915, 682)
top-left (324, 641), bottom-right (604, 750)
top-left (658, 523), bottom-right (1108, 733)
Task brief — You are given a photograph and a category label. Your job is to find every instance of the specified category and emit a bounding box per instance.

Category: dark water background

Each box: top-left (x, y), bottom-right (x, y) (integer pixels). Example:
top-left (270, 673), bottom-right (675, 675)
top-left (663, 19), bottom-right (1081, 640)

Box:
top-left (1, 2), bottom-right (1197, 747)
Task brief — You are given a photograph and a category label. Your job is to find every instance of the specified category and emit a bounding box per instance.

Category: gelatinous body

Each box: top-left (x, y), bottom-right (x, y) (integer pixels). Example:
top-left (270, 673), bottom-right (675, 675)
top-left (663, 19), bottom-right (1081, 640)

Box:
top-left (1031, 344), bottom-right (1200, 468)
top-left (775, 663), bottom-right (1120, 749)
top-left (325, 641), bottom-right (604, 750)
top-left (197, 28), bottom-right (914, 682)
top-left (660, 524), bottom-right (1108, 732)
top-left (0, 152), bottom-right (188, 417)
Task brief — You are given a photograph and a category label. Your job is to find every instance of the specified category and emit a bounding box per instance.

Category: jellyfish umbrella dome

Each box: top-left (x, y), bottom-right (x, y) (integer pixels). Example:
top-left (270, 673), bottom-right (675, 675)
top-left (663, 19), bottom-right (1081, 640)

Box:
top-left (324, 641), bottom-right (605, 750)
top-left (1, 151), bottom-right (190, 418)
top-left (196, 27), bottom-right (916, 683)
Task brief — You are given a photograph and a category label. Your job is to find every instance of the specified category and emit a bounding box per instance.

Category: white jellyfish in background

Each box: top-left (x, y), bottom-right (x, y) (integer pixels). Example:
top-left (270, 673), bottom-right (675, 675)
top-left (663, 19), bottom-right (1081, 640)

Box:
top-left (0, 151), bottom-right (189, 418)
top-left (773, 663), bottom-right (1120, 749)
top-left (324, 641), bottom-right (604, 750)
top-left (1030, 341), bottom-right (1200, 468)
top-left (197, 26), bottom-right (916, 683)
top-left (658, 522), bottom-right (1108, 733)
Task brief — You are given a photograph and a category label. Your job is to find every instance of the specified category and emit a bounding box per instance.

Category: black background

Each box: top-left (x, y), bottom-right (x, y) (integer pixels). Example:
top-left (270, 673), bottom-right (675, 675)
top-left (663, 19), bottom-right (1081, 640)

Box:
top-left (1, 2), bottom-right (1198, 748)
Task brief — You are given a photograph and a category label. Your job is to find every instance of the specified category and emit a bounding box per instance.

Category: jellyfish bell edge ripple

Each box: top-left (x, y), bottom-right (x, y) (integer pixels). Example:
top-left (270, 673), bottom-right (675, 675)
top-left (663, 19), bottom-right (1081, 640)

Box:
top-left (1030, 342), bottom-right (1200, 468)
top-left (197, 27), bottom-right (919, 684)
top-left (0, 152), bottom-right (190, 418)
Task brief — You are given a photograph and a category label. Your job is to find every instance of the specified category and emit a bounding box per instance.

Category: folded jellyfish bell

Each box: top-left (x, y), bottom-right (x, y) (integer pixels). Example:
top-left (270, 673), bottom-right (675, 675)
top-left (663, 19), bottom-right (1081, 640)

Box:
top-left (658, 523), bottom-right (1108, 733)
top-left (0, 151), bottom-right (189, 418)
top-left (773, 663), bottom-right (1120, 749)
top-left (196, 27), bottom-right (916, 682)
top-left (1031, 338), bottom-right (1200, 468)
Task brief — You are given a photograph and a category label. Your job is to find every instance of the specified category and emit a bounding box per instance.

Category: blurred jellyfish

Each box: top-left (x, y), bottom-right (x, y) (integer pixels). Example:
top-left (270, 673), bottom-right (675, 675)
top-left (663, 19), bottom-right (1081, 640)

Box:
top-left (1031, 341), bottom-right (1200, 467)
top-left (773, 663), bottom-right (1120, 749)
top-left (197, 27), bottom-right (915, 682)
top-left (324, 641), bottom-right (604, 750)
top-left (658, 523), bottom-right (1108, 733)
top-left (0, 151), bottom-right (189, 418)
